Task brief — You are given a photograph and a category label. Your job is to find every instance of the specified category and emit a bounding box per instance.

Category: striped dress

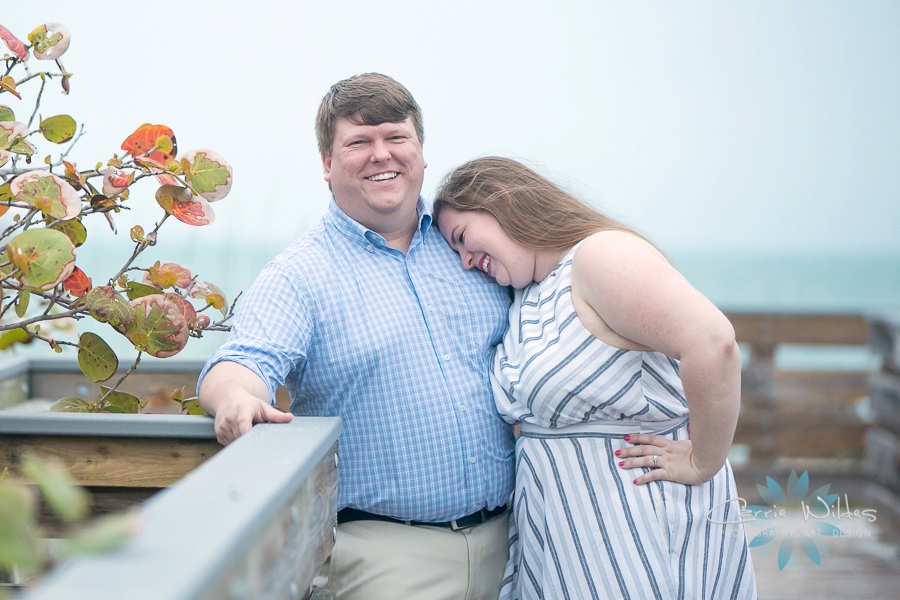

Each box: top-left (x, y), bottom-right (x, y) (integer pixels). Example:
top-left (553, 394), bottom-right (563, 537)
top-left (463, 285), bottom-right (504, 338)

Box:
top-left (493, 243), bottom-right (757, 600)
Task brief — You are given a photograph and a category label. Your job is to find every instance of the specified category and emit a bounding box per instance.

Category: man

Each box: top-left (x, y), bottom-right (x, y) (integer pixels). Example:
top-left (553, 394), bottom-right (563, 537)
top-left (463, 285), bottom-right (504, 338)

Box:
top-left (197, 73), bottom-right (514, 600)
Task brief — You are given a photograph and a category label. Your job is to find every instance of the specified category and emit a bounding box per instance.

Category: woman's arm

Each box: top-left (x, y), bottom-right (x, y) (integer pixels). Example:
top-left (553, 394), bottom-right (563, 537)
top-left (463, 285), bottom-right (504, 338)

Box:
top-left (571, 231), bottom-right (741, 484)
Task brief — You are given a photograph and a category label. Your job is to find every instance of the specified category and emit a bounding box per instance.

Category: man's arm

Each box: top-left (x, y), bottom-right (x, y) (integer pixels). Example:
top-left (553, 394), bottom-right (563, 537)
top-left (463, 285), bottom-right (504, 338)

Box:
top-left (199, 361), bottom-right (293, 445)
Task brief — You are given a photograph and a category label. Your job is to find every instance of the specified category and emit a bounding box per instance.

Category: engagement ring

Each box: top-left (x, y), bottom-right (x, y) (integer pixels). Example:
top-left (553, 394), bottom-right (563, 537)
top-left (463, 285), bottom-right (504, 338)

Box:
top-left (652, 455), bottom-right (659, 466)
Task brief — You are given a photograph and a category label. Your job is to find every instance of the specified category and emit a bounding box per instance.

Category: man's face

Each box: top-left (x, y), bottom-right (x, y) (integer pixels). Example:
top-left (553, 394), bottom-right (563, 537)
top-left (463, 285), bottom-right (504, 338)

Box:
top-left (323, 116), bottom-right (426, 234)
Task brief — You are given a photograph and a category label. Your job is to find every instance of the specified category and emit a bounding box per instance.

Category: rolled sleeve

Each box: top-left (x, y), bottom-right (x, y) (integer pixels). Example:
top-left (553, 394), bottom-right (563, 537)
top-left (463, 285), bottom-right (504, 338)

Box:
top-left (197, 259), bottom-right (314, 403)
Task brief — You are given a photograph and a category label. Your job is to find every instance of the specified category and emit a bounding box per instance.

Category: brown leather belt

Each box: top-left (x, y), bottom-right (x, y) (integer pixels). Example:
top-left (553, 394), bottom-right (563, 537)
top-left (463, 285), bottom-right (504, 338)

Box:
top-left (337, 505), bottom-right (506, 531)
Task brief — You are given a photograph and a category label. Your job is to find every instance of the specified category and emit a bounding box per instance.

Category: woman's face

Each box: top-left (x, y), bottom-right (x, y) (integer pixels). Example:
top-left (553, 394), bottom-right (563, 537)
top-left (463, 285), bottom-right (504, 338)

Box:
top-left (437, 207), bottom-right (536, 288)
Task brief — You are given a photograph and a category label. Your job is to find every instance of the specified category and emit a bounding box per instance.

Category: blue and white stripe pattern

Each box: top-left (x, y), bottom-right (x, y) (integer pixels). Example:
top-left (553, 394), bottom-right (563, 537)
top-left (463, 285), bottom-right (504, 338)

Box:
top-left (199, 198), bottom-right (514, 522)
top-left (493, 243), bottom-right (757, 599)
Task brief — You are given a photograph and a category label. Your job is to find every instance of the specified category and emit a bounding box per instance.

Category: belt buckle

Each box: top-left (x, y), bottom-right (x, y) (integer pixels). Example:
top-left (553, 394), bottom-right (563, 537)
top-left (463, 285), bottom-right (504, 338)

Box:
top-left (450, 509), bottom-right (485, 531)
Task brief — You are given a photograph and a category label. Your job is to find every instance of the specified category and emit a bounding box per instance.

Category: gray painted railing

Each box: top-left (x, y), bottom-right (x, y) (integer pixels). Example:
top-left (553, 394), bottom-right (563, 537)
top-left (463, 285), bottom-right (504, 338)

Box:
top-left (16, 417), bottom-right (341, 600)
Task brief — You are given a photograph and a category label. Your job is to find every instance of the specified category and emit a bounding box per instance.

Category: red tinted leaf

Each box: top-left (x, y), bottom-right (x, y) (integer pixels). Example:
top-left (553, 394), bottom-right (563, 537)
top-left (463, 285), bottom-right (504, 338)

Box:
top-left (172, 197), bottom-right (214, 226)
top-left (62, 160), bottom-right (87, 190)
top-left (120, 295), bottom-right (189, 358)
top-left (0, 24), bottom-right (29, 61)
top-left (63, 266), bottom-right (92, 297)
top-left (121, 124), bottom-right (176, 170)
top-left (148, 262), bottom-right (195, 289)
top-left (165, 292), bottom-right (197, 326)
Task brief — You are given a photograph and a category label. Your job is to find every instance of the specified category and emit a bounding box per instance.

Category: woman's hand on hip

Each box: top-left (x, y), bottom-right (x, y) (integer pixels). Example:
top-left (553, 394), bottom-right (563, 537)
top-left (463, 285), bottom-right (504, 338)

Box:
top-left (615, 433), bottom-right (718, 486)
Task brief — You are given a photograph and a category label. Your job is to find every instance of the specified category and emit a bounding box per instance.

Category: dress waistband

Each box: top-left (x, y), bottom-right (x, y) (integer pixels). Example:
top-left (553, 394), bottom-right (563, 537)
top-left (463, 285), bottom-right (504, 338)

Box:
top-left (519, 416), bottom-right (689, 438)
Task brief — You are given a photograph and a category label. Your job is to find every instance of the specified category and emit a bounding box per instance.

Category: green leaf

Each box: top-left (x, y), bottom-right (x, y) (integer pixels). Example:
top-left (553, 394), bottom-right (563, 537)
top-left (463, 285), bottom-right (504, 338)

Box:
top-left (40, 115), bottom-right (77, 144)
top-left (0, 480), bottom-right (40, 571)
top-left (0, 327), bottom-right (33, 350)
top-left (5, 228), bottom-right (76, 291)
top-left (50, 218), bottom-right (87, 247)
top-left (77, 332), bottom-right (118, 383)
top-left (84, 286), bottom-right (136, 327)
top-left (183, 149), bottom-right (232, 201)
top-left (20, 454), bottom-right (90, 522)
top-left (125, 281), bottom-right (164, 301)
top-left (98, 386), bottom-right (141, 414)
top-left (0, 105), bottom-right (13, 122)
top-left (120, 295), bottom-right (189, 358)
top-left (181, 399), bottom-right (206, 416)
top-left (49, 397), bottom-right (91, 412)
top-left (57, 512), bottom-right (136, 558)
top-left (14, 289), bottom-right (29, 318)
top-left (11, 171), bottom-right (82, 220)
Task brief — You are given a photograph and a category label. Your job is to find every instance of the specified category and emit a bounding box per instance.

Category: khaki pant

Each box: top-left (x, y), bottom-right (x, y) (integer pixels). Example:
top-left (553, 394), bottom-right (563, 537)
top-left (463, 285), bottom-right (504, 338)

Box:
top-left (323, 511), bottom-right (509, 600)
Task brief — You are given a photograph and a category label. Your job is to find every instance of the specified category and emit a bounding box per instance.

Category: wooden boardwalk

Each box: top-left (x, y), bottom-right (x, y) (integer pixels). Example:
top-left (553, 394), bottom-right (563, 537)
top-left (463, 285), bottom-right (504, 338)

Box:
top-left (733, 471), bottom-right (900, 598)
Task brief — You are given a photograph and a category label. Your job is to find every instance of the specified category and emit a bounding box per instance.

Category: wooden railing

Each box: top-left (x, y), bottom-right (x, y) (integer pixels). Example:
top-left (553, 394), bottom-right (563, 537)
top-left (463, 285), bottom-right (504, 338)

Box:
top-left (0, 358), bottom-right (340, 600)
top-left (725, 312), bottom-right (871, 466)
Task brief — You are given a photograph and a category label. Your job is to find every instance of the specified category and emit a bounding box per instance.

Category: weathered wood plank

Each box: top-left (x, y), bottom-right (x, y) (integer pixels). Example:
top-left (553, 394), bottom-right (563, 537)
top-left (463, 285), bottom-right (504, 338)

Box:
top-left (726, 312), bottom-right (869, 345)
top-left (0, 435), bottom-right (221, 487)
top-left (21, 418), bottom-right (341, 600)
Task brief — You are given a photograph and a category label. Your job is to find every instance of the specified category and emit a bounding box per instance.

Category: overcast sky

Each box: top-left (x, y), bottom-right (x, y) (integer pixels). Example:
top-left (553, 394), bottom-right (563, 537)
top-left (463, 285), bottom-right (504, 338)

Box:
top-left (2, 1), bottom-right (898, 257)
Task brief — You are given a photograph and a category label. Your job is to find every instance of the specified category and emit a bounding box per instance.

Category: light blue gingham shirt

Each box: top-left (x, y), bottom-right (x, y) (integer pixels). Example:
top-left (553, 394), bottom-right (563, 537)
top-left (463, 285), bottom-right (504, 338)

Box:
top-left (199, 198), bottom-right (514, 521)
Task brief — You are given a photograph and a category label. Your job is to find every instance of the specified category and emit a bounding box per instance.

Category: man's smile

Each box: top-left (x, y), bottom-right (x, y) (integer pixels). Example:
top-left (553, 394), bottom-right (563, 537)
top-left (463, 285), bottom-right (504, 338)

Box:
top-left (366, 171), bottom-right (399, 182)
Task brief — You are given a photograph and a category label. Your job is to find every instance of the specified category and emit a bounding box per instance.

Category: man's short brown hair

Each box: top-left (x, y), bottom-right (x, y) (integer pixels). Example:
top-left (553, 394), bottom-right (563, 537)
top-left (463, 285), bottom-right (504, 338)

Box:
top-left (315, 73), bottom-right (424, 158)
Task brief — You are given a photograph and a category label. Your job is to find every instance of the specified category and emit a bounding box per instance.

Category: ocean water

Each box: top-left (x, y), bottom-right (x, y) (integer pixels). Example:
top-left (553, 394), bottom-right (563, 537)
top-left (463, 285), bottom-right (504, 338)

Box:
top-left (5, 239), bottom-right (899, 371)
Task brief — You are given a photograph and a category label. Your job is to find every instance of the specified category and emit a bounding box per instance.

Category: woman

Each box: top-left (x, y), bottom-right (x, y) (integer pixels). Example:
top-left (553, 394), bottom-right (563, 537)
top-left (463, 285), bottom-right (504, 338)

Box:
top-left (433, 157), bottom-right (757, 600)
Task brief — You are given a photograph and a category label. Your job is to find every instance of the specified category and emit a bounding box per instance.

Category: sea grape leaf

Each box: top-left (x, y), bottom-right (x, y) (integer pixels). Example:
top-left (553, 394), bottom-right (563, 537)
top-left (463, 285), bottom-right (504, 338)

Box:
top-left (0, 327), bottom-right (33, 350)
top-left (63, 266), bottom-right (92, 297)
top-left (147, 262), bottom-right (195, 290)
top-left (181, 399), bottom-right (206, 416)
top-left (98, 386), bottom-right (141, 414)
top-left (11, 170), bottom-right (82, 221)
top-left (40, 114), bottom-right (76, 144)
top-left (0, 105), bottom-right (14, 122)
top-left (0, 76), bottom-right (21, 100)
top-left (102, 168), bottom-right (133, 197)
top-left (154, 184), bottom-right (192, 214)
top-left (189, 280), bottom-right (228, 317)
top-left (14, 289), bottom-right (29, 318)
top-left (4, 228), bottom-right (76, 291)
top-left (0, 24), bottom-right (29, 61)
top-left (0, 120), bottom-right (27, 149)
top-left (192, 314), bottom-right (211, 330)
top-left (165, 292), bottom-right (197, 327)
top-left (28, 23), bottom-right (70, 61)
top-left (49, 396), bottom-right (91, 412)
top-left (0, 149), bottom-right (8, 171)
top-left (120, 295), bottom-right (189, 358)
top-left (182, 149), bottom-right (232, 202)
top-left (172, 196), bottom-right (215, 226)
top-left (57, 512), bottom-right (137, 559)
top-left (77, 332), bottom-right (117, 383)
top-left (51, 218), bottom-right (87, 247)
top-left (62, 160), bottom-right (87, 190)
top-left (20, 454), bottom-right (89, 522)
top-left (0, 480), bottom-right (40, 571)
top-left (121, 124), bottom-right (177, 169)
top-left (83, 286), bottom-right (136, 327)
top-left (125, 281), bottom-right (164, 300)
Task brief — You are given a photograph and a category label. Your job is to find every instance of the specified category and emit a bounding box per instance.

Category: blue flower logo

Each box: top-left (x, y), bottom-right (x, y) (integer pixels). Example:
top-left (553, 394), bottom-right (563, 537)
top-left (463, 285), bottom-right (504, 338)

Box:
top-left (745, 470), bottom-right (841, 570)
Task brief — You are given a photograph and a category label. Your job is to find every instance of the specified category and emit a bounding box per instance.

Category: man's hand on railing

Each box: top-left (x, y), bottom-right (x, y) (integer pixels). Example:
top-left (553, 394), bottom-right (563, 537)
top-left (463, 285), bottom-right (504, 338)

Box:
top-left (198, 362), bottom-right (293, 445)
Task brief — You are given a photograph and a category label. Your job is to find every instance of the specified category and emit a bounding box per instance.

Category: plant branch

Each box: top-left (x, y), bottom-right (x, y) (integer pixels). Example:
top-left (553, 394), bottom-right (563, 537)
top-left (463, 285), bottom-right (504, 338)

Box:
top-left (27, 76), bottom-right (47, 129)
top-left (0, 308), bottom-right (81, 332)
top-left (108, 212), bottom-right (169, 285)
top-left (96, 352), bottom-right (142, 406)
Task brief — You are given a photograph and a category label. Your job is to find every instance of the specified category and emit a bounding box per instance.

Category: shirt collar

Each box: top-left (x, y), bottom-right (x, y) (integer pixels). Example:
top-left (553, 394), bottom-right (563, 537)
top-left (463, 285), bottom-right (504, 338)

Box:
top-left (326, 197), bottom-right (433, 248)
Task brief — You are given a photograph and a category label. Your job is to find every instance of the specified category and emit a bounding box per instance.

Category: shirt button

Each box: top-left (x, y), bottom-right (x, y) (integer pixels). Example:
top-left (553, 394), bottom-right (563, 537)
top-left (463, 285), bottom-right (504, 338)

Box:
top-left (459, 403), bottom-right (467, 412)
top-left (472, 504), bottom-right (480, 511)
top-left (366, 244), bottom-right (374, 252)
top-left (469, 456), bottom-right (476, 464)
top-left (426, 304), bottom-right (433, 311)
top-left (443, 354), bottom-right (451, 361)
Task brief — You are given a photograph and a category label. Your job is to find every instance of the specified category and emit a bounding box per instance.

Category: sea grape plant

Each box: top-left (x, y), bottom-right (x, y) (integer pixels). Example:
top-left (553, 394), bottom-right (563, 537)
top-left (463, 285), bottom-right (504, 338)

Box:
top-left (0, 22), bottom-right (235, 413)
